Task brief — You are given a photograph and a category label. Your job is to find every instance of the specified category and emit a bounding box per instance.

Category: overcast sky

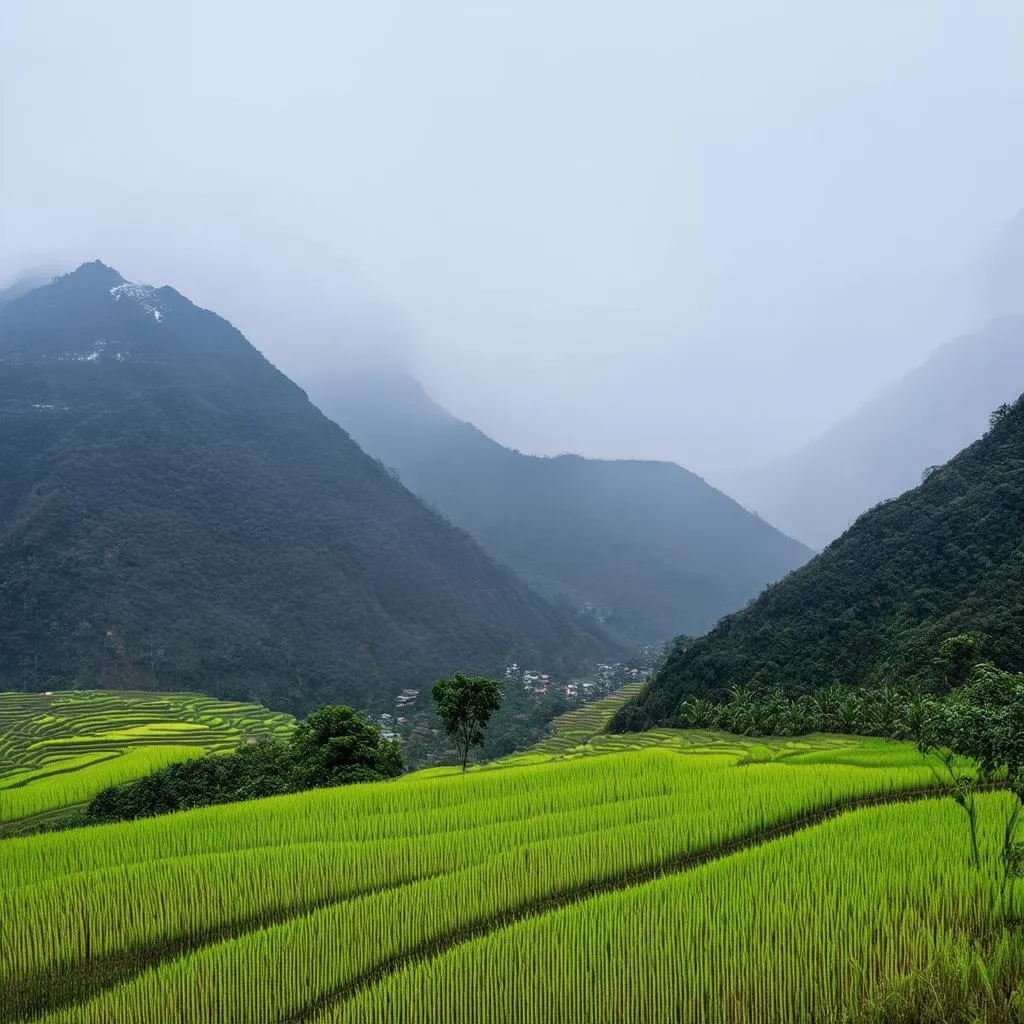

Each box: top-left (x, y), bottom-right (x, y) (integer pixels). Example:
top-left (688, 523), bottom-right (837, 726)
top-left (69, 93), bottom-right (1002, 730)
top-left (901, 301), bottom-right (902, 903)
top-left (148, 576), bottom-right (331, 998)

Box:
top-left (3, 1), bottom-right (1023, 480)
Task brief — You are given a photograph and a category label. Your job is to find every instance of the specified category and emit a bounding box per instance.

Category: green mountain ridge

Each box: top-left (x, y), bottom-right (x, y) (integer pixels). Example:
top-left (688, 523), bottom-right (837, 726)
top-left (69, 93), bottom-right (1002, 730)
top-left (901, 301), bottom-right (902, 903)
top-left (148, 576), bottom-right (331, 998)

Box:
top-left (309, 368), bottom-right (812, 645)
top-left (0, 263), bottom-right (610, 714)
top-left (613, 393), bottom-right (1024, 731)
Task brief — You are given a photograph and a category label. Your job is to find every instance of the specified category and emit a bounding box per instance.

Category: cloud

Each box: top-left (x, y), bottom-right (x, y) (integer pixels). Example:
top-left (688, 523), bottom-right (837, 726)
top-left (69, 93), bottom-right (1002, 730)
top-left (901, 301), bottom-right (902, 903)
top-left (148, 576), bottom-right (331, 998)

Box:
top-left (2, 0), bottom-right (1023, 477)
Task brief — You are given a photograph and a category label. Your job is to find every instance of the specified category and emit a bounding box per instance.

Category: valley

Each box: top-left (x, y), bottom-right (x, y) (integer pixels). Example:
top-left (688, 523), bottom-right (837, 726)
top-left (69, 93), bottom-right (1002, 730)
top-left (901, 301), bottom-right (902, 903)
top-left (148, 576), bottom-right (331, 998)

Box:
top-left (1, 260), bottom-right (1023, 1020)
top-left (4, 17), bottom-right (1024, 1013)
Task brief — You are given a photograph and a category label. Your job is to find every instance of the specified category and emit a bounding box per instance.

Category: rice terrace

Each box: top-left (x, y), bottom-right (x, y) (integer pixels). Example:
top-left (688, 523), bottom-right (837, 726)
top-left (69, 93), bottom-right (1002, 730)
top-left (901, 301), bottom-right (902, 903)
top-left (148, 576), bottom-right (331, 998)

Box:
top-left (0, 691), bottom-right (294, 835)
top-left (3, 681), bottom-right (1023, 1023)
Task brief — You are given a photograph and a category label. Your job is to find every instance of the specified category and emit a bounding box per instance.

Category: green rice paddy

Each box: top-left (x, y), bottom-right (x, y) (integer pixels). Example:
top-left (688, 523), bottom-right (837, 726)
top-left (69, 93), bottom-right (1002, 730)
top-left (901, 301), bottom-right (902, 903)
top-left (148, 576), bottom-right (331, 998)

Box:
top-left (0, 690), bottom-right (294, 831)
top-left (1, 687), bottom-right (1017, 1022)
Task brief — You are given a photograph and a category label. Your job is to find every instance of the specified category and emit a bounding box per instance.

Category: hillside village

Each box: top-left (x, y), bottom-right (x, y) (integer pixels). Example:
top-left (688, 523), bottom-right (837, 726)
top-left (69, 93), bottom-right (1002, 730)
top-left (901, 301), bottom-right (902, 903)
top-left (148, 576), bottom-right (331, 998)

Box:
top-left (377, 648), bottom-right (665, 760)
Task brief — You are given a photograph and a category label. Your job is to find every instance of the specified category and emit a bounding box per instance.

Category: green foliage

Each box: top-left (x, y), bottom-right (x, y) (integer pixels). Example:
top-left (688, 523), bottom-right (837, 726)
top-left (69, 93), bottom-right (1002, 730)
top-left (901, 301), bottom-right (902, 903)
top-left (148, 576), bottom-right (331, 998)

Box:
top-left (676, 681), bottom-right (932, 740)
top-left (313, 368), bottom-right (812, 645)
top-left (851, 932), bottom-right (1024, 1023)
top-left (921, 660), bottom-right (1024, 915)
top-left (0, 264), bottom-right (607, 717)
top-left (432, 672), bottom-right (502, 771)
top-left (290, 705), bottom-right (403, 787)
top-left (926, 662), bottom-right (1024, 794)
top-left (330, 797), bottom-right (1019, 1024)
top-left (84, 704), bottom-right (402, 823)
top-left (2, 746), bottom-right (207, 826)
top-left (614, 395), bottom-right (1024, 732)
top-left (990, 402), bottom-right (1013, 431)
top-left (939, 634), bottom-right (983, 690)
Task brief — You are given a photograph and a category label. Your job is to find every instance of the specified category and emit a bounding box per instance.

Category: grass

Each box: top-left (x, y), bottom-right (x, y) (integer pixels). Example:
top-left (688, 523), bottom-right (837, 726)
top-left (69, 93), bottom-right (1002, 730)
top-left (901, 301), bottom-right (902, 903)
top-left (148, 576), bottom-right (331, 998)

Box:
top-left (5, 743), bottom-right (948, 1022)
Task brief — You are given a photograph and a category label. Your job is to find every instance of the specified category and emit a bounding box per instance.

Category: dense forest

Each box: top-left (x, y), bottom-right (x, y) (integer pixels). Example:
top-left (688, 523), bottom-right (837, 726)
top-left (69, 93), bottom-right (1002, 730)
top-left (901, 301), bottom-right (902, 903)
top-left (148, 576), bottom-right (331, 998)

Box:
top-left (312, 367), bottom-right (811, 644)
top-left (613, 394), bottom-right (1024, 732)
top-left (0, 264), bottom-right (610, 714)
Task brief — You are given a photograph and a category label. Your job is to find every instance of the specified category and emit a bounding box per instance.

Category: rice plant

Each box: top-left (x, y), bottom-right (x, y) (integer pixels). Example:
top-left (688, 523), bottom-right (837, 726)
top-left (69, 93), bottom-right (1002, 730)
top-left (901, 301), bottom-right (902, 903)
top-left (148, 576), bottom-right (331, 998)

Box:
top-left (0, 690), bottom-right (294, 826)
top-left (326, 793), bottom-right (1020, 1024)
top-left (11, 748), bottom-right (943, 1023)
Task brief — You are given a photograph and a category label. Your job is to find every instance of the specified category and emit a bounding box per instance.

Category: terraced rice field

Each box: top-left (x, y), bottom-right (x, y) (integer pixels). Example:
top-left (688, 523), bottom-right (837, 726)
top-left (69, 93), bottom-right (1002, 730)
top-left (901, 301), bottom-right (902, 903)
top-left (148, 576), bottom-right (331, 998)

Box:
top-left (333, 794), bottom-right (1019, 1024)
top-left (530, 682), bottom-right (646, 754)
top-left (500, 681), bottom-right (925, 772)
top-left (6, 716), bottom-right (1008, 1024)
top-left (0, 691), bottom-right (294, 831)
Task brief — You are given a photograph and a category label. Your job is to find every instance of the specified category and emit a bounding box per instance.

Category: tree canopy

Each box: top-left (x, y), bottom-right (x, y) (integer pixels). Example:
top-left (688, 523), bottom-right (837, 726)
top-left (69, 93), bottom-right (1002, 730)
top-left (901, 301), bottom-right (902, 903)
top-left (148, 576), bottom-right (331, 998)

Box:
top-left (614, 394), bottom-right (1024, 733)
top-left (432, 672), bottom-right (503, 771)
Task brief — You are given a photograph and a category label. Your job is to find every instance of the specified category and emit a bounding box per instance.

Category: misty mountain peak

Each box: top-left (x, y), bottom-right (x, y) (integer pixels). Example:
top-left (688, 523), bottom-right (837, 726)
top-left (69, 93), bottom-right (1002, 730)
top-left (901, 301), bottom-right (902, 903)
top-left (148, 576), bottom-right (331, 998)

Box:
top-left (312, 365), bottom-right (811, 645)
top-left (982, 208), bottom-right (1024, 318)
top-left (59, 260), bottom-right (126, 289)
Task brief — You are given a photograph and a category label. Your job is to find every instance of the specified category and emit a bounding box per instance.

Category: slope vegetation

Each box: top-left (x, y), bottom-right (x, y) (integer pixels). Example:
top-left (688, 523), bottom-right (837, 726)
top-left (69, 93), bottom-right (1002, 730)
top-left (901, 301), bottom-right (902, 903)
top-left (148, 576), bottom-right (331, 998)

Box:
top-left (311, 368), bottom-right (811, 644)
top-left (0, 264), bottom-right (608, 713)
top-left (614, 394), bottom-right (1024, 732)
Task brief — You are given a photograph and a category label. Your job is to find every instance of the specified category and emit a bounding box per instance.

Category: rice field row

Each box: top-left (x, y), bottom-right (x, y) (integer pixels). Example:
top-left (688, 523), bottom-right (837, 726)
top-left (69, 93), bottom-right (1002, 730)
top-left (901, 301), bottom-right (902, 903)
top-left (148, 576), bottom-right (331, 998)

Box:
top-left (5, 743), bottom-right (949, 1022)
top-left (0, 690), bottom-right (294, 826)
top-left (0, 745), bottom-right (207, 823)
top-left (329, 793), bottom-right (1019, 1024)
top-left (510, 681), bottom-right (930, 770)
top-left (530, 682), bottom-right (646, 754)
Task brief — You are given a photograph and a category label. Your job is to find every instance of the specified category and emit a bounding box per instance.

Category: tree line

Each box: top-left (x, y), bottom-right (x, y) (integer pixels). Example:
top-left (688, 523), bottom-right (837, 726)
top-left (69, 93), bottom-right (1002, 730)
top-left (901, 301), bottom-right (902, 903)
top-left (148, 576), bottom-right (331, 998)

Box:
top-left (676, 635), bottom-right (987, 739)
top-left (678, 635), bottom-right (1024, 921)
top-left (86, 672), bottom-right (503, 824)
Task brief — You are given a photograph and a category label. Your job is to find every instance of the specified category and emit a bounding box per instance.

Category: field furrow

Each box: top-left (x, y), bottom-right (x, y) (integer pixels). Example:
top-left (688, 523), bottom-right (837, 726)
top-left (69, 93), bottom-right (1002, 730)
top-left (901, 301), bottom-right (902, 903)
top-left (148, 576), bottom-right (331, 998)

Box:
top-left (322, 793), bottom-right (1019, 1024)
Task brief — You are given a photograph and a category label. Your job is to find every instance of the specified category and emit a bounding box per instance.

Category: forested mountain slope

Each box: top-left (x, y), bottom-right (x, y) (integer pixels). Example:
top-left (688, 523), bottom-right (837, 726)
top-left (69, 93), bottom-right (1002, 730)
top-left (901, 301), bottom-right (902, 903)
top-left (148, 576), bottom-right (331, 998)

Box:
top-left (310, 369), bottom-right (811, 644)
top-left (0, 263), bottom-right (607, 713)
top-left (735, 316), bottom-right (1024, 549)
top-left (613, 394), bottom-right (1024, 731)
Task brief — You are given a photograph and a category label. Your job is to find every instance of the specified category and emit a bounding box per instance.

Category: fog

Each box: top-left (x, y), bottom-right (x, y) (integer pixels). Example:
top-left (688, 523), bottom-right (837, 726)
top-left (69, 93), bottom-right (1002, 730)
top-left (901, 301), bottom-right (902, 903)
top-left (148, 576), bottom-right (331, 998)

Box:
top-left (3, 1), bottom-right (1023, 480)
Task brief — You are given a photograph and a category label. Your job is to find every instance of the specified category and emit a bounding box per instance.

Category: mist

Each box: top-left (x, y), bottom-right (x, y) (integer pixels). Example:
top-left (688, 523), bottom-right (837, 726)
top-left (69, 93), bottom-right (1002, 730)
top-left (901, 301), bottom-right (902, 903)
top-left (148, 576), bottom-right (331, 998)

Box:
top-left (3, 0), bottom-right (1023, 481)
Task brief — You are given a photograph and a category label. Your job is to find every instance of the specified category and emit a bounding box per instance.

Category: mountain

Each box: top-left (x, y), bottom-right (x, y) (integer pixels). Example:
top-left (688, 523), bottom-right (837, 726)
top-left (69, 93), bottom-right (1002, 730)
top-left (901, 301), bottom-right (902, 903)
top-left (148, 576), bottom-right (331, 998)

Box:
top-left (308, 368), bottom-right (812, 645)
top-left (612, 393), bottom-right (1024, 732)
top-left (0, 271), bottom-right (52, 306)
top-left (734, 315), bottom-right (1024, 550)
top-left (980, 208), bottom-right (1024, 318)
top-left (0, 263), bottom-right (609, 714)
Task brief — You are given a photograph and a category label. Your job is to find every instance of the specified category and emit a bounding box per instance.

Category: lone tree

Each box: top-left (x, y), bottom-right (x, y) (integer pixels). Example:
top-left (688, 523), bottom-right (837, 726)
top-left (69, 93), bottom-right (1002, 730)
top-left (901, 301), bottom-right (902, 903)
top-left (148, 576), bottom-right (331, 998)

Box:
top-left (432, 672), bottom-right (502, 772)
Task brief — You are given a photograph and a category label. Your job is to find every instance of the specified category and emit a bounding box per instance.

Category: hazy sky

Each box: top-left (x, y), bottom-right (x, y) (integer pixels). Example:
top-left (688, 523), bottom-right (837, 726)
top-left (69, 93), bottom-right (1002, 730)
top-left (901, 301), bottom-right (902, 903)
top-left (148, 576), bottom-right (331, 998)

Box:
top-left (3, 1), bottom-right (1023, 480)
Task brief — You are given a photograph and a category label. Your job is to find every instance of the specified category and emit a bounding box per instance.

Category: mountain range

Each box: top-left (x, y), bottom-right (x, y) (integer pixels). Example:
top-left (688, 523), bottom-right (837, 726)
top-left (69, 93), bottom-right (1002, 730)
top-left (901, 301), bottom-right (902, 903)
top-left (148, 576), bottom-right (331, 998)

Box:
top-left (0, 263), bottom-right (609, 714)
top-left (309, 368), bottom-right (812, 645)
top-left (734, 211), bottom-right (1024, 550)
top-left (613, 391), bottom-right (1024, 732)
top-left (734, 316), bottom-right (1024, 549)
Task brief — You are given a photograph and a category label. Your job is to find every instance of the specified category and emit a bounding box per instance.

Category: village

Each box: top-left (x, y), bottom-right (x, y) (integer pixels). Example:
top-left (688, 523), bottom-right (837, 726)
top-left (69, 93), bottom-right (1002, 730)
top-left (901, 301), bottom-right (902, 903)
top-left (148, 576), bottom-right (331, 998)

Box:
top-left (375, 645), bottom-right (666, 751)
